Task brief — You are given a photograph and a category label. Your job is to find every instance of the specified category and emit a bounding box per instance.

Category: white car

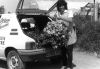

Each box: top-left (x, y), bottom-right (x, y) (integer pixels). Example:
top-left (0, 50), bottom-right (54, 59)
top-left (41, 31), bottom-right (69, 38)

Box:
top-left (0, 0), bottom-right (60, 69)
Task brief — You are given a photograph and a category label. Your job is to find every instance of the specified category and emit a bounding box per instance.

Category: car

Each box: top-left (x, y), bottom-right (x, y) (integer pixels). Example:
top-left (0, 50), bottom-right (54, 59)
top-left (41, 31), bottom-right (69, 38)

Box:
top-left (79, 3), bottom-right (100, 17)
top-left (0, 0), bottom-right (61, 69)
top-left (79, 3), bottom-right (94, 16)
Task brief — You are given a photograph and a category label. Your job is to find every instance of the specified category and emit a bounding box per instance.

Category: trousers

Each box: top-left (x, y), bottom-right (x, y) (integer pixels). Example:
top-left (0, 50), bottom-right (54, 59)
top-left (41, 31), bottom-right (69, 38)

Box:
top-left (61, 44), bottom-right (74, 66)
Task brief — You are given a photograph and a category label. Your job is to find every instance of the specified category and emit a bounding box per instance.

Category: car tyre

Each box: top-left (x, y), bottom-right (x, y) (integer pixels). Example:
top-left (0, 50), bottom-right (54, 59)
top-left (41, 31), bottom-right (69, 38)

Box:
top-left (7, 50), bottom-right (25, 69)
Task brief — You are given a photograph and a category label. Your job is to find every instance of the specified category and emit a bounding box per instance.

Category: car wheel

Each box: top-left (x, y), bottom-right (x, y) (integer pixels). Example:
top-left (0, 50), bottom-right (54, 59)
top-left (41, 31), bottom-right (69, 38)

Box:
top-left (7, 50), bottom-right (25, 69)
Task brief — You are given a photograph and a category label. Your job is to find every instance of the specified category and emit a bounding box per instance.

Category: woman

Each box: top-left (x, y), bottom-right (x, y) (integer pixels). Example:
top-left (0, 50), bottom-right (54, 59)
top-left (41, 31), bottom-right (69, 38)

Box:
top-left (53, 0), bottom-right (77, 69)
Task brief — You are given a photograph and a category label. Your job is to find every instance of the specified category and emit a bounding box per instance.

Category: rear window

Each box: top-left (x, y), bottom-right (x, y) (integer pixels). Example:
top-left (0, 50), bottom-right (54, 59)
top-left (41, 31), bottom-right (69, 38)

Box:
top-left (23, 0), bottom-right (39, 9)
top-left (22, 0), bottom-right (57, 10)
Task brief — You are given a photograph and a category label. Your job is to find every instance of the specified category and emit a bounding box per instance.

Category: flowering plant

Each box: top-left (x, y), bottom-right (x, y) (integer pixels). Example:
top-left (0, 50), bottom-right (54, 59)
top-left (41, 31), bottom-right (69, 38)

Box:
top-left (26, 19), bottom-right (69, 48)
top-left (37, 19), bottom-right (69, 48)
top-left (43, 20), bottom-right (69, 35)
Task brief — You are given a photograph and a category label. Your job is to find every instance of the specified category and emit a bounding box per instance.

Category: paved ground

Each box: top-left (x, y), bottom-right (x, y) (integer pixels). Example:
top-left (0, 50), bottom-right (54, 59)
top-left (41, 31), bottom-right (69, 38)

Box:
top-left (0, 49), bottom-right (100, 69)
top-left (73, 49), bottom-right (100, 69)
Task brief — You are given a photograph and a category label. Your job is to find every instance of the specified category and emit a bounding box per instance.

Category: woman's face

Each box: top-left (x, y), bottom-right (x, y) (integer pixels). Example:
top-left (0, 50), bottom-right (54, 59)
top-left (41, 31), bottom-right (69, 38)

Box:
top-left (59, 5), bottom-right (65, 14)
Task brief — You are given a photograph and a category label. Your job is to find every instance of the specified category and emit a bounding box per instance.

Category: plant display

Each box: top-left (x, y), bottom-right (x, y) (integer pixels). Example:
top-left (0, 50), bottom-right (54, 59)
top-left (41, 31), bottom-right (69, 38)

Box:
top-left (27, 20), bottom-right (69, 48)
top-left (38, 20), bottom-right (69, 48)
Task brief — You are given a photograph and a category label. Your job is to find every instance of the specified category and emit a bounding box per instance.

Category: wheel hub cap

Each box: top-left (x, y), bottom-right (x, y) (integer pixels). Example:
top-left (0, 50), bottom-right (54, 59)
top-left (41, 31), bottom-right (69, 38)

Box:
top-left (10, 56), bottom-right (18, 69)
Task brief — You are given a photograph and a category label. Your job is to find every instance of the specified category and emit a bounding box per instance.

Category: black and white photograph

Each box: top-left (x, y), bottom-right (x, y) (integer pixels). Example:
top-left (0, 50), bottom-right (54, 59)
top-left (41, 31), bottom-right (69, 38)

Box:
top-left (0, 0), bottom-right (100, 69)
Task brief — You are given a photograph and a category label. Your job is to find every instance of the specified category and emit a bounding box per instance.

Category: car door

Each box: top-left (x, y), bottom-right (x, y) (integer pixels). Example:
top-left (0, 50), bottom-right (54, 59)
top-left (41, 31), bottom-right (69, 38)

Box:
top-left (0, 16), bottom-right (10, 58)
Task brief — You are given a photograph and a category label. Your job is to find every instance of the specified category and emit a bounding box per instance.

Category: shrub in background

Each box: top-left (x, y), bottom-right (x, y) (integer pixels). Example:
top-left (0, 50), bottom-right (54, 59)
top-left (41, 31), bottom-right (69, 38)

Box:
top-left (0, 5), bottom-right (5, 14)
top-left (73, 15), bottom-right (100, 53)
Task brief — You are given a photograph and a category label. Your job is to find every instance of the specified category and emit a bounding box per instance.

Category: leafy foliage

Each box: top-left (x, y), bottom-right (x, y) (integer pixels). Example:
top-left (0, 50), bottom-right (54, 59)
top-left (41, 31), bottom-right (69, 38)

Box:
top-left (73, 15), bottom-right (100, 53)
top-left (27, 20), bottom-right (69, 48)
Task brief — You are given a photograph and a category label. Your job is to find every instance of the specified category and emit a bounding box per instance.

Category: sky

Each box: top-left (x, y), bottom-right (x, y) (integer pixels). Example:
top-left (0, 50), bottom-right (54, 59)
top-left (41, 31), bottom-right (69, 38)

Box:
top-left (0, 0), bottom-right (97, 13)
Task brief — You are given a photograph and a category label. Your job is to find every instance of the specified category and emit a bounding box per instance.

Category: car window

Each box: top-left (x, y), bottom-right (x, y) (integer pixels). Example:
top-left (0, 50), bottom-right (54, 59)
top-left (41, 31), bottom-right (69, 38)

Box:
top-left (86, 3), bottom-right (94, 8)
top-left (23, 0), bottom-right (39, 9)
top-left (22, 0), bottom-right (57, 11)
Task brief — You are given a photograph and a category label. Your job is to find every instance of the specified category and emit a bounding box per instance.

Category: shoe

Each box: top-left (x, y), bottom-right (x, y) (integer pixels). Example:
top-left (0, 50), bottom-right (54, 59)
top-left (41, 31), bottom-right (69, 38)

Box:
top-left (67, 63), bottom-right (76, 68)
top-left (72, 63), bottom-right (76, 67)
top-left (66, 67), bottom-right (73, 69)
top-left (60, 66), bottom-right (66, 69)
top-left (65, 67), bottom-right (72, 69)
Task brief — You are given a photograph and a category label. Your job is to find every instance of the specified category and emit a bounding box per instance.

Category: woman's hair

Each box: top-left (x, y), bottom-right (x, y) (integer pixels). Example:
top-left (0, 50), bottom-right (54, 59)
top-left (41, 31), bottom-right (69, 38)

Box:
top-left (56, 0), bottom-right (68, 12)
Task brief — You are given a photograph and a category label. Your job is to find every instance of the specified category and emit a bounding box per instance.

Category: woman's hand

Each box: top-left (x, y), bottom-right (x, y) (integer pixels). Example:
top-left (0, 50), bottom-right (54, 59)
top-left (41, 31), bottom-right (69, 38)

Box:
top-left (52, 17), bottom-right (57, 21)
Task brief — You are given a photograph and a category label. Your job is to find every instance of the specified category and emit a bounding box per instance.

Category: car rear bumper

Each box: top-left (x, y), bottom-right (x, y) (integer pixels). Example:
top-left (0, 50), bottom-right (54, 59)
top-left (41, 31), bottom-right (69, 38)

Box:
top-left (18, 48), bottom-right (46, 55)
top-left (18, 48), bottom-right (61, 57)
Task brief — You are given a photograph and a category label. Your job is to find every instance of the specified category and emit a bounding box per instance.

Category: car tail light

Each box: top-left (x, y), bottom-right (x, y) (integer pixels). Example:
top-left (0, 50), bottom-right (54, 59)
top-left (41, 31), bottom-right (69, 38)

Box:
top-left (25, 42), bottom-right (37, 50)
